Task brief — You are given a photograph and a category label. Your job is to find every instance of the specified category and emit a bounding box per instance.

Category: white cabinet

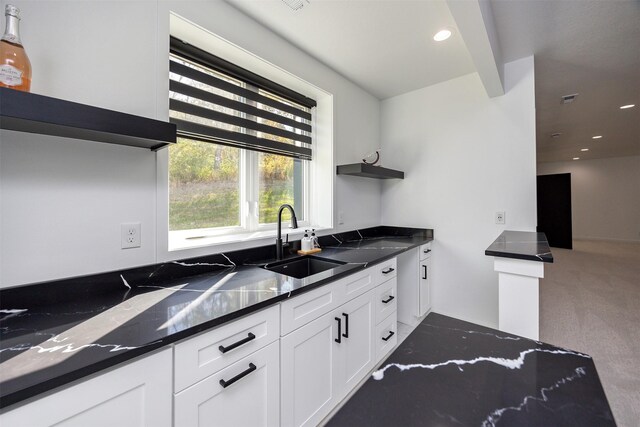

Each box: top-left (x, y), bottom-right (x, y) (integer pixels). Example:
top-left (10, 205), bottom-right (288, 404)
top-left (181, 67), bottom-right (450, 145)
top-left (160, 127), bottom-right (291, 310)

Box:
top-left (0, 349), bottom-right (172, 427)
top-left (174, 305), bottom-right (280, 393)
top-left (374, 277), bottom-right (397, 324)
top-left (337, 291), bottom-right (375, 398)
top-left (174, 306), bottom-right (281, 427)
top-left (174, 341), bottom-right (280, 427)
top-left (373, 271), bottom-right (398, 362)
top-left (280, 289), bottom-right (376, 427)
top-left (280, 308), bottom-right (341, 427)
top-left (419, 254), bottom-right (432, 317)
top-left (397, 243), bottom-right (432, 327)
top-left (375, 310), bottom-right (398, 360)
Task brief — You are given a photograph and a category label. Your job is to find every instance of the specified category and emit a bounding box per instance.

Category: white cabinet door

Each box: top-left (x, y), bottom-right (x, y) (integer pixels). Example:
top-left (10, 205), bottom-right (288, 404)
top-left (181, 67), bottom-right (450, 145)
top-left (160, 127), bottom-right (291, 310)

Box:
top-left (174, 340), bottom-right (279, 427)
top-left (419, 256), bottom-right (432, 317)
top-left (337, 291), bottom-right (375, 398)
top-left (397, 248), bottom-right (420, 326)
top-left (280, 311), bottom-right (341, 427)
top-left (0, 349), bottom-right (172, 427)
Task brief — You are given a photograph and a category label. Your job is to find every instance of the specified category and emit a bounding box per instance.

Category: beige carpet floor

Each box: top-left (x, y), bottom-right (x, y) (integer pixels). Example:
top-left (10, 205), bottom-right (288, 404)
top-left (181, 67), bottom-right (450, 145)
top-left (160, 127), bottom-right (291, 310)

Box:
top-left (540, 239), bottom-right (640, 427)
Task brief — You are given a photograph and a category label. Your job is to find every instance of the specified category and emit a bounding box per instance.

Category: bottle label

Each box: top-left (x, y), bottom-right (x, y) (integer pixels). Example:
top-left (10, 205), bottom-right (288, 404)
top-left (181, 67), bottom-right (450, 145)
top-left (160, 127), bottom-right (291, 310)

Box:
top-left (0, 64), bottom-right (22, 86)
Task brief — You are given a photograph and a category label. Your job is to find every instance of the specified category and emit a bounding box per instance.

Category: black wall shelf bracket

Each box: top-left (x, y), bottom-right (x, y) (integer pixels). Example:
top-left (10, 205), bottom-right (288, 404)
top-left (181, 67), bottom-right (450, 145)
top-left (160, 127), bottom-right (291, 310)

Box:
top-left (0, 87), bottom-right (176, 151)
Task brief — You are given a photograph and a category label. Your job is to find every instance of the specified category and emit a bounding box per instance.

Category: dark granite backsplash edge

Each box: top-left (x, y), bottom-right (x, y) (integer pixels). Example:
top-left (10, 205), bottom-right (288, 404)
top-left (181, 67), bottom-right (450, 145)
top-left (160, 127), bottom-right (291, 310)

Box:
top-left (0, 226), bottom-right (433, 309)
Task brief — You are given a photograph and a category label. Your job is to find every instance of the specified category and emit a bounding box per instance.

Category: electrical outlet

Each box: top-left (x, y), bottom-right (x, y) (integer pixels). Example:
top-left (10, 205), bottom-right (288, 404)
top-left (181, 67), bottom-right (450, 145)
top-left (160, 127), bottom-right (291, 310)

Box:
top-left (338, 211), bottom-right (345, 225)
top-left (495, 212), bottom-right (505, 225)
top-left (121, 223), bottom-right (141, 249)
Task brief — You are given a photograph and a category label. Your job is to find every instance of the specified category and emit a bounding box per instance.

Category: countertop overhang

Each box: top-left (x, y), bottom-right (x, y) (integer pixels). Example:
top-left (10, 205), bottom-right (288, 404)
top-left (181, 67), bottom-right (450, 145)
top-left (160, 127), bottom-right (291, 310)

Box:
top-left (0, 226), bottom-right (432, 410)
top-left (485, 230), bottom-right (553, 263)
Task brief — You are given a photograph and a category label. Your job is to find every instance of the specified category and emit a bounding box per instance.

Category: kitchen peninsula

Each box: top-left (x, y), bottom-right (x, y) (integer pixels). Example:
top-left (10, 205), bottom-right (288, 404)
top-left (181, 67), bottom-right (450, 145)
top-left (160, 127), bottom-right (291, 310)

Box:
top-left (327, 313), bottom-right (615, 426)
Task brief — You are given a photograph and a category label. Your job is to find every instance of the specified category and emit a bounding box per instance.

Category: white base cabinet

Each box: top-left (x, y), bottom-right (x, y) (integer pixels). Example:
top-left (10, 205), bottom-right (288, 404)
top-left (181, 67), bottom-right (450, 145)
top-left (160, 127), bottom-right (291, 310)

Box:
top-left (3, 251), bottom-right (423, 427)
top-left (0, 349), bottom-right (172, 427)
top-left (280, 291), bottom-right (374, 427)
top-left (174, 340), bottom-right (280, 427)
top-left (397, 243), bottom-right (432, 327)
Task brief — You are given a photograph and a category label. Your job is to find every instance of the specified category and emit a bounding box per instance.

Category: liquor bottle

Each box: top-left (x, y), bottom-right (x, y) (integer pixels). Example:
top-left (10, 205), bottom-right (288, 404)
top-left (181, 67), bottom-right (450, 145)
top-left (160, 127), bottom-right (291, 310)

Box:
top-left (0, 4), bottom-right (31, 91)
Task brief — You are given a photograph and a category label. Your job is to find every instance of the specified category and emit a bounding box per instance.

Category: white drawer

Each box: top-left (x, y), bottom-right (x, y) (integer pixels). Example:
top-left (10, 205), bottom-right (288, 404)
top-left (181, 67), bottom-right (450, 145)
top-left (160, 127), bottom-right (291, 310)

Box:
top-left (174, 340), bottom-right (280, 427)
top-left (375, 278), bottom-right (397, 324)
top-left (419, 242), bottom-right (432, 261)
top-left (342, 267), bottom-right (376, 301)
top-left (377, 257), bottom-right (397, 284)
top-left (375, 311), bottom-right (398, 361)
top-left (174, 304), bottom-right (280, 392)
top-left (280, 279), bottom-right (344, 336)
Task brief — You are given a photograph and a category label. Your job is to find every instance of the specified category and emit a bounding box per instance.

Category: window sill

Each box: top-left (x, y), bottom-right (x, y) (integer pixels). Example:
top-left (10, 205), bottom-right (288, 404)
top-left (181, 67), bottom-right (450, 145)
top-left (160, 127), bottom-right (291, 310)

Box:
top-left (169, 226), bottom-right (328, 253)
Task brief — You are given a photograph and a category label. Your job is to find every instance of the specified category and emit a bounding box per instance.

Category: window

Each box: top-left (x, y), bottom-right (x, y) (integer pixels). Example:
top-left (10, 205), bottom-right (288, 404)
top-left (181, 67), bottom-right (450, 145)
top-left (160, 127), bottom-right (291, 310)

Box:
top-left (168, 37), bottom-right (316, 238)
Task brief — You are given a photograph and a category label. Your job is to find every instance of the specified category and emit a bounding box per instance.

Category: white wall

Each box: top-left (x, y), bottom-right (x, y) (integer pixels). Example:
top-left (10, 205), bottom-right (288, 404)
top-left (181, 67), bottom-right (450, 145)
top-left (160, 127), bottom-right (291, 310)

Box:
top-left (537, 156), bottom-right (640, 242)
top-left (380, 56), bottom-right (537, 328)
top-left (0, 0), bottom-right (381, 288)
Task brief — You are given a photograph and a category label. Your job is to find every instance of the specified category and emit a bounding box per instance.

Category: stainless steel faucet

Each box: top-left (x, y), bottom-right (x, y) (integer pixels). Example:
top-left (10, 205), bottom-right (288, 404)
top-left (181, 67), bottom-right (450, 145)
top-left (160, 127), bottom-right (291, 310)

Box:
top-left (276, 204), bottom-right (299, 260)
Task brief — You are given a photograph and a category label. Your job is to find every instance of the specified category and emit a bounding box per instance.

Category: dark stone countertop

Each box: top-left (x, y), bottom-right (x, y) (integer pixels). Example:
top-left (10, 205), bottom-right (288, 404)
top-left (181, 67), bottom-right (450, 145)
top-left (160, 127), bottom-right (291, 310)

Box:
top-left (328, 313), bottom-right (615, 426)
top-left (485, 230), bottom-right (553, 263)
top-left (0, 226), bottom-right (432, 410)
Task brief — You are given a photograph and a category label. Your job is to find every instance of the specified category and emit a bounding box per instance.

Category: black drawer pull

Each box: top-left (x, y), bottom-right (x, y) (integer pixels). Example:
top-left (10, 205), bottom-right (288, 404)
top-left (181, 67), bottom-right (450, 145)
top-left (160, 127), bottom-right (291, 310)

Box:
top-left (382, 331), bottom-right (395, 342)
top-left (423, 249), bottom-right (431, 254)
top-left (382, 295), bottom-right (395, 304)
top-left (219, 332), bottom-right (256, 354)
top-left (422, 265), bottom-right (428, 280)
top-left (335, 317), bottom-right (342, 343)
top-left (219, 363), bottom-right (256, 388)
top-left (382, 267), bottom-right (395, 274)
top-left (342, 313), bottom-right (349, 338)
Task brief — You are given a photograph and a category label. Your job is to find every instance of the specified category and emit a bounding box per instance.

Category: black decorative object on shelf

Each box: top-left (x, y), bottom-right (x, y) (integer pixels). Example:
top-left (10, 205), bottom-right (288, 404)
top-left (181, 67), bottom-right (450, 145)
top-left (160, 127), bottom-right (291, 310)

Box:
top-left (336, 163), bottom-right (404, 179)
top-left (0, 87), bottom-right (176, 150)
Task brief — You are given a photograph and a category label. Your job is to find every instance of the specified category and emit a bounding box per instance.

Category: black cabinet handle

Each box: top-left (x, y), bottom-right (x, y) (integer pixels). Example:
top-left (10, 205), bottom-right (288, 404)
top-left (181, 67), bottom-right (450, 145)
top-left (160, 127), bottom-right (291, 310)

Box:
top-left (335, 317), bottom-right (342, 343)
top-left (382, 331), bottom-right (395, 342)
top-left (422, 265), bottom-right (427, 280)
top-left (219, 332), bottom-right (256, 354)
top-left (423, 249), bottom-right (431, 254)
top-left (342, 313), bottom-right (349, 338)
top-left (219, 363), bottom-right (256, 388)
top-left (382, 267), bottom-right (395, 274)
top-left (382, 295), bottom-right (395, 304)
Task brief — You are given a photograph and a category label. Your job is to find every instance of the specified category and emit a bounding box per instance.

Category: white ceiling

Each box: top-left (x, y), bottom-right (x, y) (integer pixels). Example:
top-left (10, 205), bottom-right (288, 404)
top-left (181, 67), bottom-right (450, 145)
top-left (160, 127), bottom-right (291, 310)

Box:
top-left (491, 0), bottom-right (640, 163)
top-left (225, 0), bottom-right (476, 99)
top-left (225, 0), bottom-right (640, 163)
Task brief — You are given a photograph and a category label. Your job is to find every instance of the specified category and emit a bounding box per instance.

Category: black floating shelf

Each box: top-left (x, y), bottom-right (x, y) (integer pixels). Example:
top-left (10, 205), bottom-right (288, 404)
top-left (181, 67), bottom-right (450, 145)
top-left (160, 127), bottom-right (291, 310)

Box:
top-left (336, 163), bottom-right (404, 179)
top-left (0, 87), bottom-right (176, 151)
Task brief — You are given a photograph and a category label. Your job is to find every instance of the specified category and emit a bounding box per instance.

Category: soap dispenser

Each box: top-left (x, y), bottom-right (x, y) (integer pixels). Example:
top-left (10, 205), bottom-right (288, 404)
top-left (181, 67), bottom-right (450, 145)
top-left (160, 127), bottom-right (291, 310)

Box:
top-left (311, 229), bottom-right (319, 249)
top-left (301, 230), bottom-right (312, 251)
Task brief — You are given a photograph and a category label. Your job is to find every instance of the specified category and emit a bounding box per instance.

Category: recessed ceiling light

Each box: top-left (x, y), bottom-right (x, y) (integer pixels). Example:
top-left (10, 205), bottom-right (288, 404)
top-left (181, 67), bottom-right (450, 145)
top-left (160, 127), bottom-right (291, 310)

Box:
top-left (592, 135), bottom-right (602, 139)
top-left (620, 104), bottom-right (636, 109)
top-left (581, 148), bottom-right (589, 152)
top-left (433, 29), bottom-right (452, 42)
top-left (573, 157), bottom-right (580, 160)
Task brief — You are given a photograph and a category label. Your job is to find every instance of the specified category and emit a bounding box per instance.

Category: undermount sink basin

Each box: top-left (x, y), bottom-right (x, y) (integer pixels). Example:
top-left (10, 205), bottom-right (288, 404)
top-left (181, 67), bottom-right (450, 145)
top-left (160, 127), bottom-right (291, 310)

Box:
top-left (263, 256), bottom-right (346, 279)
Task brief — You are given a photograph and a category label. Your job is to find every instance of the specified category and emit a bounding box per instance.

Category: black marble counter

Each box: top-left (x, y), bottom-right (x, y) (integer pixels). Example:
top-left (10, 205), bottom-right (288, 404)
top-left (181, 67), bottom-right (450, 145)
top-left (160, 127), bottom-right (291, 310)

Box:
top-left (0, 226), bottom-right (432, 410)
top-left (485, 230), bottom-right (553, 263)
top-left (328, 313), bottom-right (615, 426)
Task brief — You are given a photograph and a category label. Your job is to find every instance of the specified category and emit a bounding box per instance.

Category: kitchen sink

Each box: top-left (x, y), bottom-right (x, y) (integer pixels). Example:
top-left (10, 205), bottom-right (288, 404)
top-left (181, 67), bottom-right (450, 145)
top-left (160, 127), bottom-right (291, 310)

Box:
top-left (263, 256), bottom-right (347, 279)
